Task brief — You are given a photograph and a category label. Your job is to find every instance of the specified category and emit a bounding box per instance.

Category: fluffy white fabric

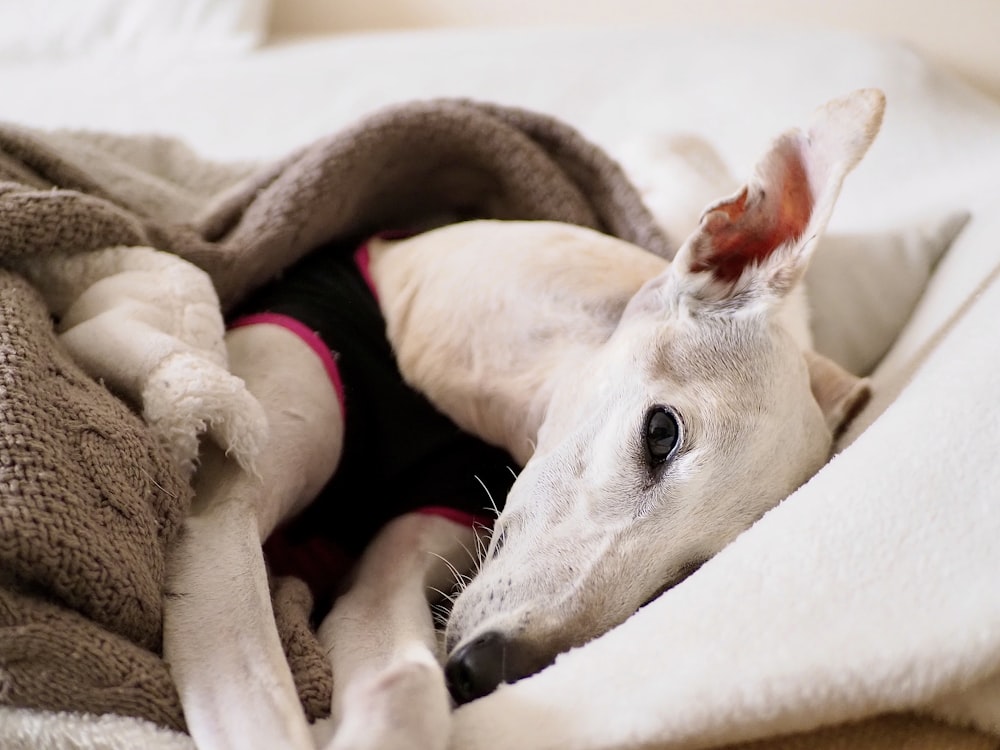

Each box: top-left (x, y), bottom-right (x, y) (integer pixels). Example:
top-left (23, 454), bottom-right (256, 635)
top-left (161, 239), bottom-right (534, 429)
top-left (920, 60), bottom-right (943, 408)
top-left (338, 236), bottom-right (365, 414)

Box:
top-left (13, 245), bottom-right (267, 477)
top-left (0, 707), bottom-right (194, 750)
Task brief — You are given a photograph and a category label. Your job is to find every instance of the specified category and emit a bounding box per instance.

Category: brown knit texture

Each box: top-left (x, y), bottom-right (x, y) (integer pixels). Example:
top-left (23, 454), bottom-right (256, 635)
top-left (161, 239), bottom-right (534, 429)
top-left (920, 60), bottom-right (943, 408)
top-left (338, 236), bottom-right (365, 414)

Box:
top-left (0, 272), bottom-right (189, 648)
top-left (0, 271), bottom-right (190, 725)
top-left (0, 586), bottom-right (185, 732)
top-left (185, 98), bottom-right (675, 309)
top-left (271, 576), bottom-right (333, 723)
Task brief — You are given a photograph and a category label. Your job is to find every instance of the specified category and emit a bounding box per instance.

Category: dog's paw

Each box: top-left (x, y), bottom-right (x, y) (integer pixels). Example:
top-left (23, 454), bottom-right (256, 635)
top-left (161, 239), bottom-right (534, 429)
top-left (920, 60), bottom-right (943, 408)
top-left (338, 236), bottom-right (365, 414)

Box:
top-left (143, 351), bottom-right (268, 478)
top-left (326, 648), bottom-right (451, 750)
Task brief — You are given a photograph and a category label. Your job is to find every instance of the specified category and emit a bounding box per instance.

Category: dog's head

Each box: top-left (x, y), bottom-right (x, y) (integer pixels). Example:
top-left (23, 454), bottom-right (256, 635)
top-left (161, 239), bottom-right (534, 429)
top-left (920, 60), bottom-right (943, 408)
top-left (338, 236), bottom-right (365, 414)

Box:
top-left (444, 89), bottom-right (884, 704)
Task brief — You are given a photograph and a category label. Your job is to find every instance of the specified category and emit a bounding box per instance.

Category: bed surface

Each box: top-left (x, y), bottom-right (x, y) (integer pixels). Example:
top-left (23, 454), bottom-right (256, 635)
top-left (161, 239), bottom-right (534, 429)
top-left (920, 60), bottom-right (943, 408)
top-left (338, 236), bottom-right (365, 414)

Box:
top-left (3, 25), bottom-right (998, 216)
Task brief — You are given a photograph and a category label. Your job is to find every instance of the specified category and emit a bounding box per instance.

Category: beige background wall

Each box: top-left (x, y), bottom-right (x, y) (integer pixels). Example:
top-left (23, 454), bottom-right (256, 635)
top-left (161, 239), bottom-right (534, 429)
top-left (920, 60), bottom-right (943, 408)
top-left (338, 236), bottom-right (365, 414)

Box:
top-left (269, 0), bottom-right (1000, 99)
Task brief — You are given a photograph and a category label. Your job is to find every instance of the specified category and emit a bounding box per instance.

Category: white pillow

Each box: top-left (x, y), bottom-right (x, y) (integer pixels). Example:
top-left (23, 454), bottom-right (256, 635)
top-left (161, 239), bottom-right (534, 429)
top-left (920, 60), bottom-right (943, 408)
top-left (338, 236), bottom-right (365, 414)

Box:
top-left (614, 133), bottom-right (969, 376)
top-left (803, 212), bottom-right (969, 375)
top-left (0, 0), bottom-right (271, 61)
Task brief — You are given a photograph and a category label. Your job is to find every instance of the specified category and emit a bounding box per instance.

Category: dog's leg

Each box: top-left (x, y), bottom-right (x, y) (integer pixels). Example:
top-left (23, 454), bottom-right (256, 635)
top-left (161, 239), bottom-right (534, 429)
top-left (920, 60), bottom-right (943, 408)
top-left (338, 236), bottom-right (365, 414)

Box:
top-left (164, 323), bottom-right (344, 750)
top-left (315, 512), bottom-right (479, 750)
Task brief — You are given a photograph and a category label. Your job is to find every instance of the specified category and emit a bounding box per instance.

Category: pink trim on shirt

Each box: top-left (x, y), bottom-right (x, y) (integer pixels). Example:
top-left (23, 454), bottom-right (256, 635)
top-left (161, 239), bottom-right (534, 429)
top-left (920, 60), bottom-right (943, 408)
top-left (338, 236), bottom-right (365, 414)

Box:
top-left (417, 505), bottom-right (495, 529)
top-left (352, 244), bottom-right (378, 300)
top-left (354, 230), bottom-right (420, 301)
top-left (228, 312), bottom-right (346, 415)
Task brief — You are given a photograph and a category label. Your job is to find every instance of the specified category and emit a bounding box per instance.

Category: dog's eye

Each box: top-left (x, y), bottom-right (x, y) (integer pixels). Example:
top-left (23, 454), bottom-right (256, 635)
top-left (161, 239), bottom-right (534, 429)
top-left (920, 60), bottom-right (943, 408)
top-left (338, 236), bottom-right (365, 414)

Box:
top-left (643, 406), bottom-right (681, 466)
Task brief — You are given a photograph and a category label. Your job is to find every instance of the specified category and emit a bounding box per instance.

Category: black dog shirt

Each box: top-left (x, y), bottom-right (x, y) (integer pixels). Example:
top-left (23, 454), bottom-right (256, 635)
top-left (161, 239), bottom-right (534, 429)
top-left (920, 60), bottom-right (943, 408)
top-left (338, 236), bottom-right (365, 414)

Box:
top-left (229, 235), bottom-right (518, 616)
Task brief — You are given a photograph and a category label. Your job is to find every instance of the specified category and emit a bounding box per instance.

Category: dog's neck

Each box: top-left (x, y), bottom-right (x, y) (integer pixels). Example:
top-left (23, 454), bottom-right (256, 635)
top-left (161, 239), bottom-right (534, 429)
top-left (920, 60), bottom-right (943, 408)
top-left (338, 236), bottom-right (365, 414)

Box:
top-left (367, 221), bottom-right (668, 465)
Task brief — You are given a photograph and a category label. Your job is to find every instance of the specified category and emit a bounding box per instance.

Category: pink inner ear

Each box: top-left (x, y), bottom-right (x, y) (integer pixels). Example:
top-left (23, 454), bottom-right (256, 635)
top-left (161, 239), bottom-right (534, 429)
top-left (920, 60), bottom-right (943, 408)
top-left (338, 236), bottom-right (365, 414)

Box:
top-left (691, 146), bottom-right (813, 283)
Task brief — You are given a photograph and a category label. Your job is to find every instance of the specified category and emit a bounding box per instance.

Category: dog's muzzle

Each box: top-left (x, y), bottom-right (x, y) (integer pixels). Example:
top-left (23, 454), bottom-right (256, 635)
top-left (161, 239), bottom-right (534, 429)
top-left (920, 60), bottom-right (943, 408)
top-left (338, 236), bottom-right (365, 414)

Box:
top-left (445, 631), bottom-right (554, 705)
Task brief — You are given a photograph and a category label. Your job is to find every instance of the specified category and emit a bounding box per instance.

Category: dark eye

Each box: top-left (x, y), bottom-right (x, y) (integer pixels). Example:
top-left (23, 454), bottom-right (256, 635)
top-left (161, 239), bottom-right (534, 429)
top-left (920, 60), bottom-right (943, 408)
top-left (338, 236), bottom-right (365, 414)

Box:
top-left (643, 407), bottom-right (681, 466)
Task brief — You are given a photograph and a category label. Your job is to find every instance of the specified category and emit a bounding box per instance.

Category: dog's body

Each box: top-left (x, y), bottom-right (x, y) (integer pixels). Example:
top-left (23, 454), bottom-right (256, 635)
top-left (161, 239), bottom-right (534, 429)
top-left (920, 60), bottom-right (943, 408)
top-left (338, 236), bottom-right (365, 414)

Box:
top-left (163, 89), bottom-right (884, 750)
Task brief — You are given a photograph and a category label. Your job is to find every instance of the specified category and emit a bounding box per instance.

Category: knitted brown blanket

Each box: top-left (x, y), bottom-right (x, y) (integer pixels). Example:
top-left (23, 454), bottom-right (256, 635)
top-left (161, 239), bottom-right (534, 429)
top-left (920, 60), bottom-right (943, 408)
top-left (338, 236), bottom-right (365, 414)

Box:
top-left (0, 98), bottom-right (670, 731)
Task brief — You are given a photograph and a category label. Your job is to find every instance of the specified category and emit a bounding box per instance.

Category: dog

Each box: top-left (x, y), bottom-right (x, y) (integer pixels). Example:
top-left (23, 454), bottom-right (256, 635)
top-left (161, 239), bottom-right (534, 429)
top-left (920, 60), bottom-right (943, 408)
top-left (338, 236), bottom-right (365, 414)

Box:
top-left (162, 88), bottom-right (883, 750)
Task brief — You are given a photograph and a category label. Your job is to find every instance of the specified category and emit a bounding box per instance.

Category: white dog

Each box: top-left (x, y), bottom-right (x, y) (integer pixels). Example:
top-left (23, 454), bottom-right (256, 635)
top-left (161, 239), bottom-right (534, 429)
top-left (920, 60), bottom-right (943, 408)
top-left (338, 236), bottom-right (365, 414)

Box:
top-left (160, 88), bottom-right (883, 750)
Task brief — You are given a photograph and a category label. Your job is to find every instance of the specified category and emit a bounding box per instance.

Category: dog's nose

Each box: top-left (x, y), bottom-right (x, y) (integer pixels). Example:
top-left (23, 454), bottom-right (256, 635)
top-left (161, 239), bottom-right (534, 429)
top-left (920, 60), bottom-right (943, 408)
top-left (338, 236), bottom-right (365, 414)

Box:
top-left (445, 631), bottom-right (509, 705)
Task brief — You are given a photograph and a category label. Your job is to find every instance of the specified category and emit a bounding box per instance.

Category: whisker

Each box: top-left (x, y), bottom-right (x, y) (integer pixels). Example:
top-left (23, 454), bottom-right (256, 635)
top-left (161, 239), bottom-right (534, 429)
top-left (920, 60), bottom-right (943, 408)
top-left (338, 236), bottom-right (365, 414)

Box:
top-left (474, 531), bottom-right (489, 570)
top-left (471, 520), bottom-right (498, 572)
top-left (474, 474), bottom-right (501, 519)
top-left (430, 602), bottom-right (452, 629)
top-left (457, 537), bottom-right (481, 571)
top-left (139, 466), bottom-right (179, 498)
top-left (427, 585), bottom-right (457, 604)
top-left (427, 550), bottom-right (472, 593)
top-left (426, 550), bottom-right (465, 587)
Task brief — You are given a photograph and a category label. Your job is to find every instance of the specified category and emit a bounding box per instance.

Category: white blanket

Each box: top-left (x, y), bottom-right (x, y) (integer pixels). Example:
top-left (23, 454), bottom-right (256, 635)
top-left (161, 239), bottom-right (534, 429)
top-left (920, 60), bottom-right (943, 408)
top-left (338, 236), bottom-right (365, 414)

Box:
top-left (450, 225), bottom-right (1000, 749)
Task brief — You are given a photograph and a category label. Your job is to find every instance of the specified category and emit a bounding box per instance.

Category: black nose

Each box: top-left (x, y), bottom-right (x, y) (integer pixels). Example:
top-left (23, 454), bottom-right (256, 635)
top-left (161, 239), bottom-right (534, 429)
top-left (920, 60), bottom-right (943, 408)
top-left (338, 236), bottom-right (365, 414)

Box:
top-left (445, 631), bottom-right (509, 705)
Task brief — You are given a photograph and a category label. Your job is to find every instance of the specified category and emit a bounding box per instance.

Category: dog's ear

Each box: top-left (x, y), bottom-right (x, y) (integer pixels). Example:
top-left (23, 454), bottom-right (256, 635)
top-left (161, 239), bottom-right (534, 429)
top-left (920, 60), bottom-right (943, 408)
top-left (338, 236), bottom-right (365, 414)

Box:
top-left (671, 88), bottom-right (886, 311)
top-left (803, 349), bottom-right (871, 436)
